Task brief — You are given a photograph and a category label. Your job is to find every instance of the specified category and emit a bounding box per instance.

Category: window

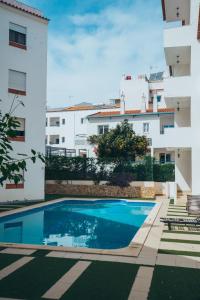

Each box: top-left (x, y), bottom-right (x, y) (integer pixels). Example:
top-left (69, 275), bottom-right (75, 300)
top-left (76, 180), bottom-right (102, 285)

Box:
top-left (160, 153), bottom-right (165, 164)
top-left (166, 154), bottom-right (171, 163)
top-left (98, 125), bottom-right (109, 135)
top-left (159, 153), bottom-right (171, 164)
top-left (46, 118), bottom-right (48, 127)
top-left (8, 70), bottom-right (26, 95)
top-left (45, 135), bottom-right (48, 145)
top-left (147, 138), bottom-right (152, 146)
top-left (81, 118), bottom-right (84, 124)
top-left (62, 137), bottom-right (65, 143)
top-left (143, 123), bottom-right (149, 133)
top-left (157, 95), bottom-right (161, 102)
top-left (62, 119), bottom-right (65, 125)
top-left (49, 117), bottom-right (60, 127)
top-left (49, 135), bottom-right (59, 145)
top-left (9, 22), bottom-right (27, 49)
top-left (9, 118), bottom-right (25, 142)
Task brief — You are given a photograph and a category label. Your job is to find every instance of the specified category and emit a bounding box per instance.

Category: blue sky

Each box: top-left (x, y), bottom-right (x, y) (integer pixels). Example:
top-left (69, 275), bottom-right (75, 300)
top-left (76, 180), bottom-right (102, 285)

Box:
top-left (23, 0), bottom-right (165, 107)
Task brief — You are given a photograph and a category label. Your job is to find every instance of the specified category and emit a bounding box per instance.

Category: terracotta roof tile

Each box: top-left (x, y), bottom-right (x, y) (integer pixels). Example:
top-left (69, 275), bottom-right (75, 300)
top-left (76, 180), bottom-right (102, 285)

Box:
top-left (89, 108), bottom-right (175, 118)
top-left (0, 0), bottom-right (49, 21)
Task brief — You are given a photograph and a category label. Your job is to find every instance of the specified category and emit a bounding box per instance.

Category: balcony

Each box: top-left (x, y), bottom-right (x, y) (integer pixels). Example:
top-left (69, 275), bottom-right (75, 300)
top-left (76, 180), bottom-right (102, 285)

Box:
top-left (162, 0), bottom-right (190, 25)
top-left (164, 25), bottom-right (191, 49)
top-left (154, 127), bottom-right (192, 148)
top-left (164, 76), bottom-right (191, 100)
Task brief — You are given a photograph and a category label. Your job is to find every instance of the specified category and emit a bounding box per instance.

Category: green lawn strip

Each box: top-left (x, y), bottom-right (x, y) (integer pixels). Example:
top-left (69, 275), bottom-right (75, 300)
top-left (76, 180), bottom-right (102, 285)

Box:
top-left (148, 265), bottom-right (200, 300)
top-left (161, 238), bottom-right (200, 244)
top-left (0, 256), bottom-right (77, 299)
top-left (33, 249), bottom-right (51, 257)
top-left (158, 249), bottom-right (200, 257)
top-left (0, 253), bottom-right (23, 270)
top-left (61, 261), bottom-right (138, 300)
top-left (163, 230), bottom-right (200, 235)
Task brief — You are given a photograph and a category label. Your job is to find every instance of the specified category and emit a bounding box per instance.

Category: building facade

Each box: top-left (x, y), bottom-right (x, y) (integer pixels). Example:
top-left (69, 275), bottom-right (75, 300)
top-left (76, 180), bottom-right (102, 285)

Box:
top-left (46, 73), bottom-right (175, 164)
top-left (0, 0), bottom-right (48, 202)
top-left (46, 101), bottom-right (120, 157)
top-left (160, 0), bottom-right (200, 195)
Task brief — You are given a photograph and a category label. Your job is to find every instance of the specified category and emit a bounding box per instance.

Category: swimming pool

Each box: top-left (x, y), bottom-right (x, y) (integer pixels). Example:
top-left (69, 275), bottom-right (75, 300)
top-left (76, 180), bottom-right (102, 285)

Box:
top-left (0, 200), bottom-right (155, 250)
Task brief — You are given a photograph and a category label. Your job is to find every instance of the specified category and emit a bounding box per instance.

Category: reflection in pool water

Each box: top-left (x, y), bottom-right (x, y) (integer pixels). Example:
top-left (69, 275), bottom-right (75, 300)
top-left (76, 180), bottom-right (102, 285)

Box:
top-left (0, 201), bottom-right (155, 249)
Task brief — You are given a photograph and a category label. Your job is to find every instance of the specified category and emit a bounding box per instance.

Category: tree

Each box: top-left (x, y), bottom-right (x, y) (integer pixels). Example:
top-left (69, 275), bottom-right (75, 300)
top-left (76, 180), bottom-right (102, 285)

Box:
top-left (0, 97), bottom-right (45, 186)
top-left (88, 120), bottom-right (149, 161)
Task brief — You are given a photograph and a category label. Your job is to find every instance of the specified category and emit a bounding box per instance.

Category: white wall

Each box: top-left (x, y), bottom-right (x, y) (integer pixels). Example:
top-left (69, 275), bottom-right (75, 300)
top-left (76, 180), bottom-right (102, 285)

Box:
top-left (0, 4), bottom-right (48, 201)
top-left (120, 76), bottom-right (149, 111)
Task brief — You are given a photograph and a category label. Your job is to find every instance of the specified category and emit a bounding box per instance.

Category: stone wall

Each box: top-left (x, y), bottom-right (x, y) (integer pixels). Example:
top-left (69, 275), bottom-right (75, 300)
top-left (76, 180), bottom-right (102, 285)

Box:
top-left (45, 182), bottom-right (155, 199)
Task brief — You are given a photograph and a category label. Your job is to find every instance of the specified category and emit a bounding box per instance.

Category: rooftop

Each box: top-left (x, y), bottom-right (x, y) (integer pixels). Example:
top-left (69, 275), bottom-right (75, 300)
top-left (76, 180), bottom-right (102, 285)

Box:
top-left (0, 0), bottom-right (49, 21)
top-left (47, 102), bottom-right (120, 113)
top-left (88, 108), bottom-right (175, 118)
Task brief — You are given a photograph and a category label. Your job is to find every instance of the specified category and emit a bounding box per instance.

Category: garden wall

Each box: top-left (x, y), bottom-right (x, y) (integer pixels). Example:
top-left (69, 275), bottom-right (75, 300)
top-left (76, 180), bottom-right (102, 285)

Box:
top-left (45, 181), bottom-right (156, 199)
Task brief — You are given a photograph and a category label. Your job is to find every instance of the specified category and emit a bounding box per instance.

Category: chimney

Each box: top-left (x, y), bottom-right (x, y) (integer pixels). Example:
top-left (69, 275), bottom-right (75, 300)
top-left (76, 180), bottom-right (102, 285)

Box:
top-left (153, 94), bottom-right (158, 112)
top-left (141, 94), bottom-right (146, 113)
top-left (120, 91), bottom-right (125, 114)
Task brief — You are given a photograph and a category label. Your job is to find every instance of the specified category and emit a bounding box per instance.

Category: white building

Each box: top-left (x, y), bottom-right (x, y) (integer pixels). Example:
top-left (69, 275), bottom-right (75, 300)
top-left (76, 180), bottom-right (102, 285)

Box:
top-left (46, 101), bottom-right (120, 157)
top-left (0, 0), bottom-right (48, 202)
top-left (46, 73), bottom-right (175, 163)
top-left (159, 0), bottom-right (200, 195)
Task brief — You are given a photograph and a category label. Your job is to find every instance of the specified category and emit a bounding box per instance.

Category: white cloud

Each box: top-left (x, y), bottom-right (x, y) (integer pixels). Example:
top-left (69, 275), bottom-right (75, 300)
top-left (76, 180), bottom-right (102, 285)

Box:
top-left (47, 2), bottom-right (164, 107)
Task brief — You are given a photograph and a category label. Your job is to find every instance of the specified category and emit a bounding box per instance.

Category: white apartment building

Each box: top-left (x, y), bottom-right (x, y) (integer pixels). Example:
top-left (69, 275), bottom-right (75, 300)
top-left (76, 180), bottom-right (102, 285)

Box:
top-left (46, 101), bottom-right (120, 157)
top-left (0, 0), bottom-right (48, 202)
top-left (158, 0), bottom-right (200, 195)
top-left (87, 73), bottom-right (175, 163)
top-left (46, 73), bottom-right (175, 164)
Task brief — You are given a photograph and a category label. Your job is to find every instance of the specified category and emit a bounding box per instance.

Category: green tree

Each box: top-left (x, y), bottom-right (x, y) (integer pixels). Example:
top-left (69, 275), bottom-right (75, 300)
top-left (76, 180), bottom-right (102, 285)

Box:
top-left (88, 120), bottom-right (148, 160)
top-left (0, 97), bottom-right (45, 186)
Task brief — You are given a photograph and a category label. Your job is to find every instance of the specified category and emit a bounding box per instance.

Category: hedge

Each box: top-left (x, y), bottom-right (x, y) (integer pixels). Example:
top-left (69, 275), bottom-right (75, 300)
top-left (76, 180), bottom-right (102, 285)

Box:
top-left (45, 156), bottom-right (175, 183)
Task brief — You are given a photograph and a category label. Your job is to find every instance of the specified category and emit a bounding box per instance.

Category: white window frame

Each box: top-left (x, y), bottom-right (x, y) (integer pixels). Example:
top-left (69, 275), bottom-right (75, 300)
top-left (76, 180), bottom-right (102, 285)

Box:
top-left (98, 125), bottom-right (109, 135)
top-left (143, 122), bottom-right (149, 134)
top-left (8, 69), bottom-right (26, 93)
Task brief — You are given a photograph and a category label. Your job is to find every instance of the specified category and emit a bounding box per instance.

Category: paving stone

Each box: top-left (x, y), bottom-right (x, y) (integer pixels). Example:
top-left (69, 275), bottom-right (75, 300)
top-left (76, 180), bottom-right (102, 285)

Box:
top-left (156, 254), bottom-right (176, 266)
top-left (128, 266), bottom-right (154, 300)
top-left (42, 261), bottom-right (91, 299)
top-left (0, 248), bottom-right (35, 256)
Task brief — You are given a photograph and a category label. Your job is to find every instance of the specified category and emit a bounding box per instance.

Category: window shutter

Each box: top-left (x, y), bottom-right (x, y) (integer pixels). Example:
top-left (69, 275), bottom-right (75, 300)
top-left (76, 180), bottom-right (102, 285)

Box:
top-left (9, 70), bottom-right (26, 91)
top-left (9, 22), bottom-right (26, 34)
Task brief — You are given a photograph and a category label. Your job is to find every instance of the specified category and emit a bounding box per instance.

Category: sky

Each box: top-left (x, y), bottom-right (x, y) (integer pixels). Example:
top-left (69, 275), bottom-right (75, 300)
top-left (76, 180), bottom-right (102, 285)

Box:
top-left (23, 0), bottom-right (165, 107)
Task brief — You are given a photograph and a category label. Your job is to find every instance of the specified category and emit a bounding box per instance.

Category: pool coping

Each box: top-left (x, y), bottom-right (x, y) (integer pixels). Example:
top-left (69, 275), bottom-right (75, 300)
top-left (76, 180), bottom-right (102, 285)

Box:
top-left (0, 197), bottom-right (162, 257)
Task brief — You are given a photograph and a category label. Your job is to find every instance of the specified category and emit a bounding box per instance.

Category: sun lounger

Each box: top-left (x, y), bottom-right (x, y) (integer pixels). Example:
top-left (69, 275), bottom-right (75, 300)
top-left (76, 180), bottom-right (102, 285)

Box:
top-left (160, 217), bottom-right (200, 230)
top-left (187, 195), bottom-right (200, 215)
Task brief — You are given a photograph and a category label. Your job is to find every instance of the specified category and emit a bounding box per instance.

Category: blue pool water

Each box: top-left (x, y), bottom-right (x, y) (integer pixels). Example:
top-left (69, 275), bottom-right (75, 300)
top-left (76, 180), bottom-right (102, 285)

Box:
top-left (0, 200), bottom-right (155, 249)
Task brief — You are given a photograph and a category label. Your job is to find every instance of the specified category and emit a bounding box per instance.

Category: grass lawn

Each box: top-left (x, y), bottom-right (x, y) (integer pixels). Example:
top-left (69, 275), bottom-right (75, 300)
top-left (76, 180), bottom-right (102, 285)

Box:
top-left (0, 254), bottom-right (138, 300)
top-left (0, 253), bottom-right (23, 270)
top-left (0, 256), bottom-right (77, 299)
top-left (148, 265), bottom-right (200, 300)
top-left (61, 261), bottom-right (138, 300)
